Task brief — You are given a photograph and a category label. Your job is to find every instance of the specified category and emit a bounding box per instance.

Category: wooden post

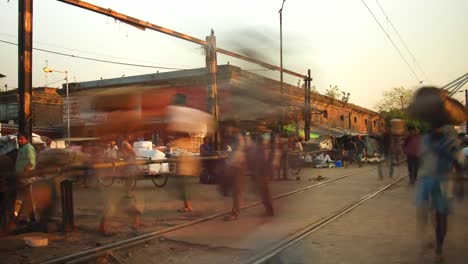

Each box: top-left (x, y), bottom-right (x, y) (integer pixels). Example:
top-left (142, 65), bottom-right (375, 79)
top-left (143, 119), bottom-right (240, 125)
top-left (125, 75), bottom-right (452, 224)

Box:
top-left (205, 31), bottom-right (220, 151)
top-left (18, 0), bottom-right (33, 141)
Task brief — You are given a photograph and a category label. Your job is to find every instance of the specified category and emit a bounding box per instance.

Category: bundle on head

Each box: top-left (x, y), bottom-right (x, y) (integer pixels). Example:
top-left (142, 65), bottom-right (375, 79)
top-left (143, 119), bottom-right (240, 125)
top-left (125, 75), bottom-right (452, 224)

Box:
top-left (407, 86), bottom-right (468, 128)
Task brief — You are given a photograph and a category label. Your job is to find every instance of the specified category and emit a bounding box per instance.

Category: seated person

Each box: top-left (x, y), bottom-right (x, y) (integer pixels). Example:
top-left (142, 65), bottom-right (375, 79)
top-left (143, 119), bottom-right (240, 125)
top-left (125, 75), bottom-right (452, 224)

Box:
top-left (314, 152), bottom-right (335, 168)
top-left (315, 152), bottom-right (333, 163)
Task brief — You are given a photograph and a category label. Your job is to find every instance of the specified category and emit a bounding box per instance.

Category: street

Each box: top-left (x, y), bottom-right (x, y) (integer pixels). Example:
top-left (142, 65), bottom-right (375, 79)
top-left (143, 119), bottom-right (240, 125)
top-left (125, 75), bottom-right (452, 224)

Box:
top-left (3, 164), bottom-right (467, 264)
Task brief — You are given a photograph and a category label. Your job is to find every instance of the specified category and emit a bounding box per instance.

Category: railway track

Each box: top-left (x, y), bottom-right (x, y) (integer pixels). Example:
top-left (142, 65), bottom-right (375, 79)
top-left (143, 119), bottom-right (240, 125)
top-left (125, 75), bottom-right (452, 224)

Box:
top-left (243, 176), bottom-right (403, 264)
top-left (41, 167), bottom-right (378, 264)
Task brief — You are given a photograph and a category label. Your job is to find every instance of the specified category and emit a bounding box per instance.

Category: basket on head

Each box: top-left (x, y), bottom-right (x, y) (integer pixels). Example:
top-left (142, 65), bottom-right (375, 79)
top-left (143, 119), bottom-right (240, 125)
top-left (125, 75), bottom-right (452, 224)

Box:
top-left (407, 86), bottom-right (468, 127)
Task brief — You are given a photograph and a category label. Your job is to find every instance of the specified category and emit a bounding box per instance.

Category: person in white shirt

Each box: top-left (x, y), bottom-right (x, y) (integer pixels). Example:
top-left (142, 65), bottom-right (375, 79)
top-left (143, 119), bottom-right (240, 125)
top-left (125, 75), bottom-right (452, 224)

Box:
top-left (315, 152), bottom-right (333, 163)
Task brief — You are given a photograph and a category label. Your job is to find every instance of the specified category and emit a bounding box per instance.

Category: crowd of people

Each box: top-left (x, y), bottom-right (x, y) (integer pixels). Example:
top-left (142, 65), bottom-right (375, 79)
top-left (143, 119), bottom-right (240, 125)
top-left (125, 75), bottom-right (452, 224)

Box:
top-left (2, 104), bottom-right (467, 262)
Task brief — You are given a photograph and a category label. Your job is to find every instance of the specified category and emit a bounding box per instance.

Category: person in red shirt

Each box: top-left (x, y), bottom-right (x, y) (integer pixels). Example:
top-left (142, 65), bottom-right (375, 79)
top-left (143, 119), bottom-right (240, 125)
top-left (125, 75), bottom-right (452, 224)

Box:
top-left (403, 126), bottom-right (421, 185)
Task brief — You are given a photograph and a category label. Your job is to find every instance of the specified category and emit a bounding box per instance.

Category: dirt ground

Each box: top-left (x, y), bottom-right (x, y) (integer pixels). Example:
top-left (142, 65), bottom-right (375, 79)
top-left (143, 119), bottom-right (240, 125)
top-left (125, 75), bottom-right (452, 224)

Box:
top-left (0, 166), bottom-right (367, 263)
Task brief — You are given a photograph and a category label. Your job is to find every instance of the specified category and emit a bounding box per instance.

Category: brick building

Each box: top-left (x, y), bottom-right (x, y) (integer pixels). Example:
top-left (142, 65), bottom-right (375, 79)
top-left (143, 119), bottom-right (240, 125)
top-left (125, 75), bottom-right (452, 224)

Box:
top-left (0, 87), bottom-right (63, 138)
top-left (60, 64), bottom-right (383, 138)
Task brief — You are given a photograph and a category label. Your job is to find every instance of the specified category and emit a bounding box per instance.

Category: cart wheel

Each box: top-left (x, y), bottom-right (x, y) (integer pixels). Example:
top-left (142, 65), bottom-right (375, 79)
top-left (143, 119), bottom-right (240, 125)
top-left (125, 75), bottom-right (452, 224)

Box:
top-left (98, 176), bottom-right (114, 187)
top-left (152, 174), bottom-right (168, 187)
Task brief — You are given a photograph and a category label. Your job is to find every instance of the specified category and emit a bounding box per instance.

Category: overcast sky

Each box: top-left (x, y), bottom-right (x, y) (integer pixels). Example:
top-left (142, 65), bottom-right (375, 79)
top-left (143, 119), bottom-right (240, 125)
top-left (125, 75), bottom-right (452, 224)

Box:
top-left (0, 0), bottom-right (467, 110)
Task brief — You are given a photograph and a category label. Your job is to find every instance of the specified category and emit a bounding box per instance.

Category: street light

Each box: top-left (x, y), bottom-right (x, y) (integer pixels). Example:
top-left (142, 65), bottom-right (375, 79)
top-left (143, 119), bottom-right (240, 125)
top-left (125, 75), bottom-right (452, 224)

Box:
top-left (279, 0), bottom-right (286, 131)
top-left (43, 67), bottom-right (70, 139)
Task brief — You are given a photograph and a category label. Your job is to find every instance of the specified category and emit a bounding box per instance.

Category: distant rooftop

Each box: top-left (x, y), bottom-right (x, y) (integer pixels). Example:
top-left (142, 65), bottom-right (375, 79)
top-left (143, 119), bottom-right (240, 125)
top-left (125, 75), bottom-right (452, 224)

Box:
top-left (67, 64), bottom-right (235, 90)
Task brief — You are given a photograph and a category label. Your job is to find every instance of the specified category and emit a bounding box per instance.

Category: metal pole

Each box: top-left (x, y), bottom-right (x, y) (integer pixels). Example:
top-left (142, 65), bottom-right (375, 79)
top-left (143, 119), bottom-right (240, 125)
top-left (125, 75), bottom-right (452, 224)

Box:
top-left (304, 69), bottom-right (311, 141)
top-left (465, 89), bottom-right (468, 133)
top-left (279, 0), bottom-right (285, 131)
top-left (66, 72), bottom-right (70, 138)
top-left (18, 0), bottom-right (33, 141)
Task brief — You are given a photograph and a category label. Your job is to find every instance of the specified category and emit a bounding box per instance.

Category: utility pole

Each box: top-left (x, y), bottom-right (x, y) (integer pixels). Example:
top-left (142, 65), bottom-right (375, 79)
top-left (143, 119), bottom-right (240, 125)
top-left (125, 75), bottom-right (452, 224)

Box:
top-left (304, 69), bottom-right (312, 141)
top-left (205, 30), bottom-right (220, 151)
top-left (279, 0), bottom-right (286, 132)
top-left (18, 0), bottom-right (33, 141)
top-left (465, 89), bottom-right (468, 133)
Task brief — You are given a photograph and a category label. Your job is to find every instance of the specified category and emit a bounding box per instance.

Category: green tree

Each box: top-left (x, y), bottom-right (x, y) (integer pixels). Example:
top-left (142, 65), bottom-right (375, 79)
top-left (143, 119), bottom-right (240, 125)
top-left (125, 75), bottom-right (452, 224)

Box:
top-left (375, 86), bottom-right (413, 112)
top-left (376, 87), bottom-right (429, 132)
top-left (325, 85), bottom-right (340, 100)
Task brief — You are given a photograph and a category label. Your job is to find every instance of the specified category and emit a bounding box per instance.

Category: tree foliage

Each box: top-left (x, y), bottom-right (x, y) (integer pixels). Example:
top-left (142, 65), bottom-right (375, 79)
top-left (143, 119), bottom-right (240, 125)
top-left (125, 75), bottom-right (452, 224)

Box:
top-left (375, 86), bottom-right (413, 112)
top-left (376, 87), bottom-right (430, 132)
top-left (325, 85), bottom-right (341, 100)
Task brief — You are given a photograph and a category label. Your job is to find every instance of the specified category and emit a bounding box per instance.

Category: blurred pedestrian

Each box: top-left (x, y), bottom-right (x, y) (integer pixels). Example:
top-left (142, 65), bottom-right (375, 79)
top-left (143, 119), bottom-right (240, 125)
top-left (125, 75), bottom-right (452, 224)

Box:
top-left (344, 137), bottom-right (356, 167)
top-left (416, 126), bottom-right (463, 261)
top-left (199, 137), bottom-right (216, 184)
top-left (277, 134), bottom-right (289, 180)
top-left (105, 141), bottom-right (118, 161)
top-left (406, 86), bottom-right (468, 261)
top-left (99, 134), bottom-right (141, 235)
top-left (377, 127), bottom-right (393, 179)
top-left (403, 126), bottom-right (420, 185)
top-left (224, 123), bottom-right (276, 221)
top-left (356, 135), bottom-right (365, 167)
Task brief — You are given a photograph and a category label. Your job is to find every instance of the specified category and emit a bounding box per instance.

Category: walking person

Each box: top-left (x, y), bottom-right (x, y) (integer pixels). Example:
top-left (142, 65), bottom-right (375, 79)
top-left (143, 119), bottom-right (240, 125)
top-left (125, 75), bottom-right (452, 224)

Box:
top-left (277, 135), bottom-right (289, 180)
top-left (99, 135), bottom-right (141, 235)
top-left (356, 135), bottom-right (366, 167)
top-left (344, 137), bottom-right (356, 168)
top-left (377, 126), bottom-right (393, 179)
top-left (224, 122), bottom-right (276, 221)
top-left (403, 126), bottom-right (420, 185)
top-left (416, 126), bottom-right (462, 261)
top-left (407, 86), bottom-right (468, 261)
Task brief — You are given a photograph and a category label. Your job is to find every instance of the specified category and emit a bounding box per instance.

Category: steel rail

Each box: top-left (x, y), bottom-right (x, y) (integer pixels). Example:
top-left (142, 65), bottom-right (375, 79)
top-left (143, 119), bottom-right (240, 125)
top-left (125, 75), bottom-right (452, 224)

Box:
top-left (243, 176), bottom-right (403, 264)
top-left (40, 167), bottom-right (376, 264)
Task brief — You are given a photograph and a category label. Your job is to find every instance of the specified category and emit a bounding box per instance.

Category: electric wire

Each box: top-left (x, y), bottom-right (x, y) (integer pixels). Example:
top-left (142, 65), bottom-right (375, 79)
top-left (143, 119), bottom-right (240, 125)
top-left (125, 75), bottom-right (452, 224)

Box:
top-left (375, 0), bottom-right (429, 82)
top-left (359, 0), bottom-right (421, 83)
top-left (0, 32), bottom-right (195, 69)
top-left (0, 39), bottom-right (187, 70)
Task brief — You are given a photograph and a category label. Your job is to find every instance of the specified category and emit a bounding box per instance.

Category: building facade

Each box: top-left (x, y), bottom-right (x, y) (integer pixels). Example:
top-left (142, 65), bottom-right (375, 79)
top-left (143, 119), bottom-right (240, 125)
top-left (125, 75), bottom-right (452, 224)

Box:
top-left (59, 65), bottom-right (383, 138)
top-left (0, 87), bottom-right (63, 137)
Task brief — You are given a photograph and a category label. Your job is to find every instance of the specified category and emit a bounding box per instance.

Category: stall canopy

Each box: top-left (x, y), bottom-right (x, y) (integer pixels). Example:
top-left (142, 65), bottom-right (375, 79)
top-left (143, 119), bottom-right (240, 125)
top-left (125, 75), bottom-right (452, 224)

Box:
top-left (284, 123), bottom-right (345, 138)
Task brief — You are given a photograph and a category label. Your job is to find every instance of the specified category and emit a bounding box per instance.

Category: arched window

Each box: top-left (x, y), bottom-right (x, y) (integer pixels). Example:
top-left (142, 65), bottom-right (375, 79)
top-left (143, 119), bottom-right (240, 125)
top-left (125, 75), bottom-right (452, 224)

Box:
top-left (340, 115), bottom-right (344, 121)
top-left (373, 120), bottom-right (377, 127)
top-left (172, 93), bottom-right (187, 106)
top-left (323, 110), bottom-right (328, 119)
top-left (354, 116), bottom-right (357, 123)
top-left (365, 119), bottom-right (368, 125)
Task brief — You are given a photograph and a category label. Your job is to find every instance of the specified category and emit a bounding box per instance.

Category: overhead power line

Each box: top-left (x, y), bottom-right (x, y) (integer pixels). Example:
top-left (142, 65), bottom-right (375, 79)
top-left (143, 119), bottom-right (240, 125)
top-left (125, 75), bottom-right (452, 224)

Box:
top-left (375, 0), bottom-right (429, 82)
top-left (0, 39), bottom-right (187, 70)
top-left (0, 32), bottom-right (194, 68)
top-left (359, 0), bottom-right (422, 83)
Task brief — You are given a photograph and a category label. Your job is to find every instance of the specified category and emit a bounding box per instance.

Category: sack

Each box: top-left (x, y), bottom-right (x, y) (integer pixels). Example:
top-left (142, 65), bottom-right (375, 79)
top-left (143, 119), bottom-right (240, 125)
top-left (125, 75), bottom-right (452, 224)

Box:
top-left (408, 87), bottom-right (468, 126)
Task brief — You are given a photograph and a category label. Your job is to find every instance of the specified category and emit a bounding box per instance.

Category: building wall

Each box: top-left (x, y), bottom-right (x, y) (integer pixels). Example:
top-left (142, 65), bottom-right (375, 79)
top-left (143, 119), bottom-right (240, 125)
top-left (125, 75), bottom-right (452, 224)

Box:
top-left (65, 65), bottom-right (384, 137)
top-left (0, 87), bottom-right (63, 127)
top-left (232, 69), bottom-right (384, 134)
